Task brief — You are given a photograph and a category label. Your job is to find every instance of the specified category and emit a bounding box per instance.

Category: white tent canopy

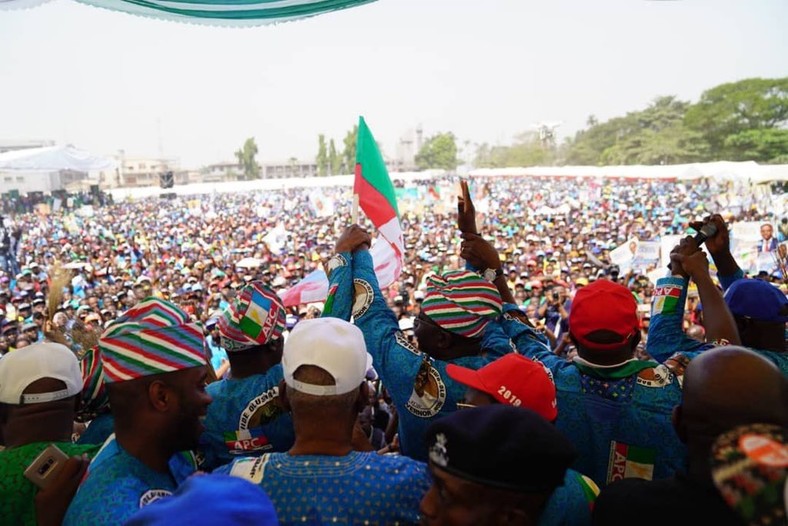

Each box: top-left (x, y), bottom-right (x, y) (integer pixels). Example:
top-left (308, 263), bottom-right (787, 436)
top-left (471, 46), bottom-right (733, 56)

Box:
top-left (0, 145), bottom-right (116, 172)
top-left (469, 161), bottom-right (788, 183)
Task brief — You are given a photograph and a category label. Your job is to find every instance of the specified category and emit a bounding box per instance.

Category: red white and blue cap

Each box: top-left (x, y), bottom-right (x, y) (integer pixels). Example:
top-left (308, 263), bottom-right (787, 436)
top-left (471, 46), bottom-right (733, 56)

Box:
top-left (99, 297), bottom-right (207, 383)
top-left (219, 282), bottom-right (285, 352)
top-left (421, 270), bottom-right (502, 338)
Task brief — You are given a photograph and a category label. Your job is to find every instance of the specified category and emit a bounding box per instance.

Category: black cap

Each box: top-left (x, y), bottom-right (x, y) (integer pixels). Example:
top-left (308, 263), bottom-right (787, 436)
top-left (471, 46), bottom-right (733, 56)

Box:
top-left (426, 406), bottom-right (576, 493)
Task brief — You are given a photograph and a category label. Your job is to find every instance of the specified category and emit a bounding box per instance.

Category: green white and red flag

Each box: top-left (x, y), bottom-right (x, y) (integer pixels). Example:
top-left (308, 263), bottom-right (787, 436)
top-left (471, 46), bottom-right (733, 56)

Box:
top-left (354, 116), bottom-right (404, 283)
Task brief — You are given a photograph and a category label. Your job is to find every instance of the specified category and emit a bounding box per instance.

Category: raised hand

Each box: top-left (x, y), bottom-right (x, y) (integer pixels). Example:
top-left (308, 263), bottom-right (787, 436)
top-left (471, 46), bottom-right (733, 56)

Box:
top-left (669, 236), bottom-right (701, 280)
top-left (457, 180), bottom-right (478, 235)
top-left (688, 214), bottom-right (729, 256)
top-left (335, 225), bottom-right (372, 254)
top-left (460, 233), bottom-right (501, 271)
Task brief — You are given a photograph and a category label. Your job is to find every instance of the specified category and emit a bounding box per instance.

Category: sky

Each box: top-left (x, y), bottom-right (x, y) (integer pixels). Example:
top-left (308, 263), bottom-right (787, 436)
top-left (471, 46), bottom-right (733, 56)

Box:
top-left (1, 0), bottom-right (787, 169)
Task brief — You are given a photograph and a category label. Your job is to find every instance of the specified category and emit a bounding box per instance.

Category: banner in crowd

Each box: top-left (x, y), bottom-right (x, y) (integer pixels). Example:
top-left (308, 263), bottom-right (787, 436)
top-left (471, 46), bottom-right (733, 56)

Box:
top-left (609, 238), bottom-right (640, 272)
top-left (632, 241), bottom-right (660, 271)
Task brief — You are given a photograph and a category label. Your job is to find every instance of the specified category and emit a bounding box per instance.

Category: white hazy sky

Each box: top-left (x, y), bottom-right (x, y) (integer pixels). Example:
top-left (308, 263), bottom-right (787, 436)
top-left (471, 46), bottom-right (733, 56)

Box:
top-left (1, 0), bottom-right (787, 168)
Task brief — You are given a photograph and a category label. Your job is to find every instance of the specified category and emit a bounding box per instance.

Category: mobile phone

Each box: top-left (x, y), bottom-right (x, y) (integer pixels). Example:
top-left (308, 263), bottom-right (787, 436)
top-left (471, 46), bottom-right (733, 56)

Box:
top-left (24, 444), bottom-right (69, 489)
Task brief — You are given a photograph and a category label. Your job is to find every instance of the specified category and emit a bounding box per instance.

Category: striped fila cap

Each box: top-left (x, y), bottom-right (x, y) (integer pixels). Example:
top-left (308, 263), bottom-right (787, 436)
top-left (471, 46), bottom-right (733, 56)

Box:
top-left (99, 297), bottom-right (207, 383)
top-left (219, 282), bottom-right (285, 352)
top-left (78, 345), bottom-right (110, 418)
top-left (421, 270), bottom-right (502, 338)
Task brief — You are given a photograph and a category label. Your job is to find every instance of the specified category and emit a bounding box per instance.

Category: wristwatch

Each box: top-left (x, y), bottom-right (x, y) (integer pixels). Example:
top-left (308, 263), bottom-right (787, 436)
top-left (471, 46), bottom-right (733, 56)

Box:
top-left (482, 268), bottom-right (504, 282)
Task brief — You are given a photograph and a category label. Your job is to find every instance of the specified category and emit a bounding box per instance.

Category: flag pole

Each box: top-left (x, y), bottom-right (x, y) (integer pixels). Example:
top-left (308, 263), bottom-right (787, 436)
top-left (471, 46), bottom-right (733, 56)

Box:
top-left (351, 192), bottom-right (359, 225)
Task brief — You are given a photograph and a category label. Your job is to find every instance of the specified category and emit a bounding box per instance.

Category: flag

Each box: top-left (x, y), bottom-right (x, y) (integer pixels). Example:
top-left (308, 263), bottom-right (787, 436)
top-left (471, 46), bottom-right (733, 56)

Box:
top-left (278, 270), bottom-right (328, 307)
top-left (354, 117), bottom-right (405, 262)
top-left (278, 241), bottom-right (401, 308)
top-left (652, 285), bottom-right (682, 315)
top-left (607, 442), bottom-right (656, 483)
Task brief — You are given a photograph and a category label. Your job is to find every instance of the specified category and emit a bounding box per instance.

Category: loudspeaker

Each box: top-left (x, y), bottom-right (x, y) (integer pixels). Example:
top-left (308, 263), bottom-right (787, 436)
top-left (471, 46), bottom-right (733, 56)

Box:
top-left (159, 171), bottom-right (174, 189)
top-left (90, 185), bottom-right (100, 198)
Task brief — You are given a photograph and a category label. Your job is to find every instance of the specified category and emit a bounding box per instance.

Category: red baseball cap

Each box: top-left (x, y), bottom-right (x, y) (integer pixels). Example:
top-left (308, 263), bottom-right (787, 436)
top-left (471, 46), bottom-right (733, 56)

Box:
top-left (447, 354), bottom-right (558, 422)
top-left (569, 279), bottom-right (639, 351)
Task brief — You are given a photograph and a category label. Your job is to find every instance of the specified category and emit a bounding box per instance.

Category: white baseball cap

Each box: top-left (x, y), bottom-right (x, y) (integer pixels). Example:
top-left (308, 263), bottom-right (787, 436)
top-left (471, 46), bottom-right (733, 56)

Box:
top-left (0, 342), bottom-right (82, 404)
top-left (282, 318), bottom-right (372, 396)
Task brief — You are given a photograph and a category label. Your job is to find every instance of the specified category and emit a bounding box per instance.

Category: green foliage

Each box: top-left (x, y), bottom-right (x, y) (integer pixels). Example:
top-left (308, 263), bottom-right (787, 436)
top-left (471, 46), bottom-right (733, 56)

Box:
top-left (316, 134), bottom-right (328, 177)
top-left (234, 137), bottom-right (260, 180)
top-left (723, 129), bottom-right (788, 162)
top-left (415, 132), bottom-right (458, 170)
top-left (556, 77), bottom-right (788, 166)
top-left (475, 132), bottom-right (552, 168)
top-left (685, 77), bottom-right (788, 161)
top-left (329, 139), bottom-right (341, 176)
top-left (341, 125), bottom-right (358, 175)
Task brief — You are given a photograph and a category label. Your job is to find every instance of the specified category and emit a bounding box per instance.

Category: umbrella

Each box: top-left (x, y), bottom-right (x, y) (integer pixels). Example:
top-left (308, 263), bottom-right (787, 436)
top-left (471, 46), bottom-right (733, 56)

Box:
top-left (236, 257), bottom-right (263, 269)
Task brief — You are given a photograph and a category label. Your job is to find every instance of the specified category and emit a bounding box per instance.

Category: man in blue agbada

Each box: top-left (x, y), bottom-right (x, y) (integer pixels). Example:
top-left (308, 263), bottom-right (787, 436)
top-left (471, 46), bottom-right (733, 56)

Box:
top-left (198, 281), bottom-right (294, 471)
top-left (217, 317), bottom-right (429, 524)
top-left (64, 298), bottom-right (212, 526)
top-left (322, 223), bottom-right (518, 461)
top-left (454, 183), bottom-right (740, 489)
top-left (647, 214), bottom-right (787, 377)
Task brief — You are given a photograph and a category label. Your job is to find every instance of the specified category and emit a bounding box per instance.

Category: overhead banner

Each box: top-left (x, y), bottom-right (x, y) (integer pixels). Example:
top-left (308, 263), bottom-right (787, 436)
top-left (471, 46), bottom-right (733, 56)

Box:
top-left (0, 0), bottom-right (377, 27)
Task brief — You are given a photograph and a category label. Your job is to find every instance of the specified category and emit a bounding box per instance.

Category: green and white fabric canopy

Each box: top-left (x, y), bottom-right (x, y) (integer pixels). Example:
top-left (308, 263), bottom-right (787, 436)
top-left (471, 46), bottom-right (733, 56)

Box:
top-left (0, 0), bottom-right (376, 26)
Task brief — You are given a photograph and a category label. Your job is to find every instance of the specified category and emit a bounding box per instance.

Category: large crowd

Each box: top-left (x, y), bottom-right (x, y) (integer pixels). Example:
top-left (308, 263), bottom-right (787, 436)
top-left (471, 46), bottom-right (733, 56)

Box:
top-left (0, 175), bottom-right (786, 526)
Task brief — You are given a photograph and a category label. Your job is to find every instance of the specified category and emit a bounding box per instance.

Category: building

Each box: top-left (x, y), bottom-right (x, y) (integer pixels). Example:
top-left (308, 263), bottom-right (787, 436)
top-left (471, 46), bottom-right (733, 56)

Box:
top-left (117, 156), bottom-right (180, 187)
top-left (203, 162), bottom-right (242, 183)
top-left (261, 159), bottom-right (318, 179)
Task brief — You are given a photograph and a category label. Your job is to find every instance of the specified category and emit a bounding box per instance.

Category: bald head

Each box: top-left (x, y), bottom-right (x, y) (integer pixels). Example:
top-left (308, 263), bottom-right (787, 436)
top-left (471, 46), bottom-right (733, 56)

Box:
top-left (682, 346), bottom-right (788, 439)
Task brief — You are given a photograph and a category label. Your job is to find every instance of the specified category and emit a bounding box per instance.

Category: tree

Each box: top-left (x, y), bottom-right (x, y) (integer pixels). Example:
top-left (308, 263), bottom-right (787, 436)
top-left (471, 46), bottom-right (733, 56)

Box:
top-left (564, 96), bottom-right (707, 165)
top-left (474, 133), bottom-right (553, 168)
top-left (685, 77), bottom-right (788, 162)
top-left (341, 125), bottom-right (358, 175)
top-left (235, 137), bottom-right (260, 180)
top-left (329, 139), bottom-right (341, 176)
top-left (316, 134), bottom-right (328, 177)
top-left (415, 132), bottom-right (458, 170)
top-left (723, 128), bottom-right (788, 163)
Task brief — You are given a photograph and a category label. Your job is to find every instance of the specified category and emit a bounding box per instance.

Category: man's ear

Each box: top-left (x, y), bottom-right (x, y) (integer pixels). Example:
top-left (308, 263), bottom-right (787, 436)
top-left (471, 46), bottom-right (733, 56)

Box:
top-left (277, 379), bottom-right (290, 412)
top-left (437, 330), bottom-right (453, 350)
top-left (355, 382), bottom-right (370, 413)
top-left (148, 380), bottom-right (171, 412)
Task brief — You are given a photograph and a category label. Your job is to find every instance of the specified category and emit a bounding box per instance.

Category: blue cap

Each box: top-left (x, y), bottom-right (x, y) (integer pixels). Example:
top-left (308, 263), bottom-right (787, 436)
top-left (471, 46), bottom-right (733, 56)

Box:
top-left (724, 279), bottom-right (788, 324)
top-left (123, 474), bottom-right (278, 526)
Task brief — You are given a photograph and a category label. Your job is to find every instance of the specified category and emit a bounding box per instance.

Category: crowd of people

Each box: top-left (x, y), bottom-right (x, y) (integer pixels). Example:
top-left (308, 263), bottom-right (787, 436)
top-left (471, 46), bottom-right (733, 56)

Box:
top-left (0, 174), bottom-right (786, 526)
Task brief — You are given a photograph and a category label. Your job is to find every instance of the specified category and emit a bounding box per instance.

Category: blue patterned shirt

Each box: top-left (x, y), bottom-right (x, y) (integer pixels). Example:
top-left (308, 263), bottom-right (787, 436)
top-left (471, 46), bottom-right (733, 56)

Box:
top-left (323, 250), bottom-right (515, 461)
top-left (217, 451), bottom-right (429, 525)
top-left (540, 469), bottom-right (599, 526)
top-left (77, 413), bottom-right (115, 446)
top-left (647, 272), bottom-right (788, 377)
top-left (499, 306), bottom-right (687, 487)
top-left (64, 437), bottom-right (197, 526)
top-left (198, 366), bottom-right (295, 471)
